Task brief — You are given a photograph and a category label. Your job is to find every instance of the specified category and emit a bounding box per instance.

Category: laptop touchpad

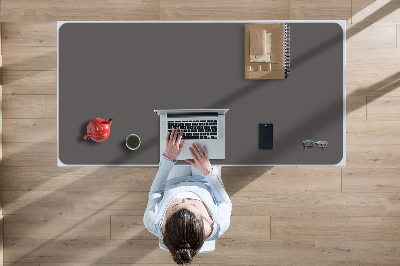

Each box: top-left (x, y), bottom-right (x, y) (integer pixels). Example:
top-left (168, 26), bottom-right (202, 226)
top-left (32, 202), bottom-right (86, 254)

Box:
top-left (183, 141), bottom-right (211, 159)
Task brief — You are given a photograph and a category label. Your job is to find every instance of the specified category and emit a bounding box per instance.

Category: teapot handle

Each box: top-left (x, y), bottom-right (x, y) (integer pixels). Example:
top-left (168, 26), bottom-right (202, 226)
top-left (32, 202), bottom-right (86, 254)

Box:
top-left (84, 133), bottom-right (92, 140)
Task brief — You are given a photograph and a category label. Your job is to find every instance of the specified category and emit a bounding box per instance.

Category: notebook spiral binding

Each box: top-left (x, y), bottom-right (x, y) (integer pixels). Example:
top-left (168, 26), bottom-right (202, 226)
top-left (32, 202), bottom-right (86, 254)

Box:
top-left (284, 24), bottom-right (291, 78)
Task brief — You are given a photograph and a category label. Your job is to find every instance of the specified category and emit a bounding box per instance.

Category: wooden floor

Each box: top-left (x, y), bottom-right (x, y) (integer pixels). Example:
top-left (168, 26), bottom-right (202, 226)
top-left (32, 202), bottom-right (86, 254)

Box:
top-left (1, 0), bottom-right (400, 265)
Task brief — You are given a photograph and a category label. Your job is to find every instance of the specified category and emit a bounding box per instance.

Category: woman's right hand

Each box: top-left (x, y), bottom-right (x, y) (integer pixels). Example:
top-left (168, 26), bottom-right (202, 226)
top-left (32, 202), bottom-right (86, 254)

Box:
top-left (184, 143), bottom-right (212, 175)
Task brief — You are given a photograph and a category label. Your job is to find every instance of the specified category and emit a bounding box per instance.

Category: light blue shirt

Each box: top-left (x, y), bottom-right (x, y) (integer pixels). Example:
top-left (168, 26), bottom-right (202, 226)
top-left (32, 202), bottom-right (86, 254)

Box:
top-left (143, 155), bottom-right (232, 242)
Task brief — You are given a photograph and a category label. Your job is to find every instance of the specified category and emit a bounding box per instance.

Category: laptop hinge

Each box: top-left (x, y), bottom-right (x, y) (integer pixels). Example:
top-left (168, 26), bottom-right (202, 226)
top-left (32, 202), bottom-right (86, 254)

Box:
top-left (167, 112), bottom-right (219, 118)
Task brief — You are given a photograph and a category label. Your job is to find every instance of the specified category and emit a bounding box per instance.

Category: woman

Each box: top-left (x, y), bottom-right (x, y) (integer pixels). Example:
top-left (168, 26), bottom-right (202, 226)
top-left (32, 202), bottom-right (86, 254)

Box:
top-left (144, 127), bottom-right (232, 264)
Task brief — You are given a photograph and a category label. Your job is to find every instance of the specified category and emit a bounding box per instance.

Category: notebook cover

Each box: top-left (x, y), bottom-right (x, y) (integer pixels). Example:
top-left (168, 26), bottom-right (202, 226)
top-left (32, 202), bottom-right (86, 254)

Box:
top-left (245, 23), bottom-right (290, 79)
top-left (259, 123), bottom-right (273, 149)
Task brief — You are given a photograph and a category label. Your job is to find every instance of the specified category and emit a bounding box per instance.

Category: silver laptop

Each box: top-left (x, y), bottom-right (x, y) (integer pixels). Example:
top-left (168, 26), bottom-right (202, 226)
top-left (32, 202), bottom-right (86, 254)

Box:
top-left (155, 109), bottom-right (229, 160)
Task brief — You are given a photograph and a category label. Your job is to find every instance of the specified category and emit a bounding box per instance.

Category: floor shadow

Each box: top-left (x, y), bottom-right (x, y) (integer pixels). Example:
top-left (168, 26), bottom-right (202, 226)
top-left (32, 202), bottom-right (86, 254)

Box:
top-left (4, 191), bottom-right (133, 263)
top-left (88, 228), bottom-right (161, 265)
top-left (1, 50), bottom-right (56, 77)
top-left (3, 138), bottom-right (161, 263)
top-left (347, 0), bottom-right (400, 40)
top-left (222, 166), bottom-right (274, 193)
top-left (348, 71), bottom-right (400, 99)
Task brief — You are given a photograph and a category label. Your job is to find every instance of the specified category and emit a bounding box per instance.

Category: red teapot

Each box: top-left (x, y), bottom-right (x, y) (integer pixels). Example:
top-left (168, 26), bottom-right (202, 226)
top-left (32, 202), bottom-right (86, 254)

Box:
top-left (84, 117), bottom-right (113, 142)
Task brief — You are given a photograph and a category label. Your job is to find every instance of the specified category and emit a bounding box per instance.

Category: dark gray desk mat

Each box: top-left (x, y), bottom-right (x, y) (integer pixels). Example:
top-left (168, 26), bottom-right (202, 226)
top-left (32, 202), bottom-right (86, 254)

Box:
top-left (58, 22), bottom-right (344, 165)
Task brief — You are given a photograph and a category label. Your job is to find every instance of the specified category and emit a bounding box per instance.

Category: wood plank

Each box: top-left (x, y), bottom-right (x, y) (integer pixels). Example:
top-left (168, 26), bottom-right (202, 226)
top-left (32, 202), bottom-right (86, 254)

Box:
top-left (346, 96), bottom-right (366, 120)
top-left (223, 166), bottom-right (341, 192)
top-left (347, 71), bottom-right (400, 97)
top-left (351, 0), bottom-right (400, 24)
top-left (346, 144), bottom-right (400, 168)
top-left (199, 265), bottom-right (359, 266)
top-left (3, 71), bottom-right (57, 94)
top-left (111, 215), bottom-right (156, 240)
top-left (351, 0), bottom-right (376, 21)
top-left (160, 0), bottom-right (289, 20)
top-left (2, 167), bottom-right (106, 192)
top-left (3, 262), bottom-right (40, 266)
top-left (360, 265), bottom-right (400, 266)
top-left (347, 48), bottom-right (400, 74)
top-left (231, 191), bottom-right (386, 216)
top-left (386, 193), bottom-right (400, 216)
top-left (0, 0), bottom-right (161, 22)
top-left (201, 265), bottom-right (358, 266)
top-left (223, 216), bottom-right (270, 240)
top-left (2, 70), bottom-right (57, 95)
top-left (41, 264), bottom-right (198, 266)
top-left (273, 216), bottom-right (400, 241)
top-left (346, 120), bottom-right (400, 145)
top-left (66, 191), bottom-right (148, 216)
top-left (70, 191), bottom-right (387, 217)
top-left (3, 238), bottom-right (163, 264)
top-left (347, 23), bottom-right (396, 49)
top-left (2, 191), bottom-right (65, 215)
top-left (4, 214), bottom-right (110, 239)
top-left (2, 166), bottom-right (157, 192)
top-left (2, 142), bottom-right (57, 167)
top-left (45, 95), bottom-right (57, 119)
top-left (0, 216), bottom-right (3, 266)
top-left (0, 78), bottom-right (2, 266)
top-left (316, 240), bottom-right (400, 264)
top-left (367, 96), bottom-right (400, 120)
top-left (3, 238), bottom-right (316, 264)
top-left (198, 239), bottom-right (316, 264)
top-left (111, 215), bottom-right (270, 240)
top-left (1, 22), bottom-right (57, 46)
top-left (2, 47), bottom-right (56, 71)
top-left (78, 191), bottom-right (387, 217)
top-left (2, 119), bottom-right (57, 143)
top-left (343, 168), bottom-right (400, 192)
top-left (2, 95), bottom-right (46, 119)
top-left (290, 0), bottom-right (351, 20)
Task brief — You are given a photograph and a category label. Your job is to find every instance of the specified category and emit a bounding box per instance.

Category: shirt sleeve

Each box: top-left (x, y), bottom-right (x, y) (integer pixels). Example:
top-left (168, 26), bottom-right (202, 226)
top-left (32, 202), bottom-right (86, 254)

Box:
top-left (204, 167), bottom-right (232, 238)
top-left (143, 154), bottom-right (176, 237)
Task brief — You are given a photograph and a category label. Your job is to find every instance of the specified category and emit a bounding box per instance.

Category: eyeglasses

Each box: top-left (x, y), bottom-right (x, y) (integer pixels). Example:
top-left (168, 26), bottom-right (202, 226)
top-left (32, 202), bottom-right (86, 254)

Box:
top-left (303, 140), bottom-right (328, 150)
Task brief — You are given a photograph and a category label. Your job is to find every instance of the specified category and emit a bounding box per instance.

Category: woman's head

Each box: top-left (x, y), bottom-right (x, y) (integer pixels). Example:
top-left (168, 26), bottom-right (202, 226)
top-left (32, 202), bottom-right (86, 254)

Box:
top-left (163, 208), bottom-right (205, 264)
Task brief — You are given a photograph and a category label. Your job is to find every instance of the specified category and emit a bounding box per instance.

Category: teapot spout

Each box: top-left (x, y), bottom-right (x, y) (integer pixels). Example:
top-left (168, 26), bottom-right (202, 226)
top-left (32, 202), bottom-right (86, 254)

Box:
top-left (106, 117), bottom-right (113, 125)
top-left (84, 133), bottom-right (92, 140)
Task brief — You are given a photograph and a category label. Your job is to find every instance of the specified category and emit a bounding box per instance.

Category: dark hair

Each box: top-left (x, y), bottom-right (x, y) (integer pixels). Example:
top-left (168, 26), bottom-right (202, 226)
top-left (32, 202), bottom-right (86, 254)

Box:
top-left (163, 208), bottom-right (205, 264)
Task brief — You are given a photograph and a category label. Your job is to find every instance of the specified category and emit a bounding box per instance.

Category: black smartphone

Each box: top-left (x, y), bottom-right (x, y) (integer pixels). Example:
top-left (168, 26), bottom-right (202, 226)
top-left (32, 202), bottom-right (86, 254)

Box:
top-left (259, 123), bottom-right (273, 149)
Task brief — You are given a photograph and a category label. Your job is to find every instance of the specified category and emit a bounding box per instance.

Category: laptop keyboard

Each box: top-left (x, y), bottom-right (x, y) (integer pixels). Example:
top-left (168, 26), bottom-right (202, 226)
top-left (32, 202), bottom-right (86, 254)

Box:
top-left (168, 120), bottom-right (218, 139)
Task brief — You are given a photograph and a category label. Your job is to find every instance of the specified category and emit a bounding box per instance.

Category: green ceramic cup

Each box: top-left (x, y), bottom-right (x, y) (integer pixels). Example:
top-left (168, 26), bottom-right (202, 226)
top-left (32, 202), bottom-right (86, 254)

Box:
top-left (126, 134), bottom-right (141, 150)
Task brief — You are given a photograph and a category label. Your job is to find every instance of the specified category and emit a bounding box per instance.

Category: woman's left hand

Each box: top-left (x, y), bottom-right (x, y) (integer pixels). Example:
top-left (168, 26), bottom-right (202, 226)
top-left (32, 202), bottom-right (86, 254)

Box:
top-left (165, 127), bottom-right (186, 161)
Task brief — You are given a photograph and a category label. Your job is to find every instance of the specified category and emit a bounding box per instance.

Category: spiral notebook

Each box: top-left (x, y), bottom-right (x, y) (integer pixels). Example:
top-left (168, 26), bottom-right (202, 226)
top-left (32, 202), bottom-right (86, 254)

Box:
top-left (245, 23), bottom-right (290, 79)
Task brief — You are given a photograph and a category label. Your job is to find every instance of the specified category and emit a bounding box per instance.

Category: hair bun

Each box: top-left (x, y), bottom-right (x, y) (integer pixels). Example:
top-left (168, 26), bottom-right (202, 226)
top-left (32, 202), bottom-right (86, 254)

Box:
top-left (174, 248), bottom-right (193, 264)
top-left (179, 243), bottom-right (191, 250)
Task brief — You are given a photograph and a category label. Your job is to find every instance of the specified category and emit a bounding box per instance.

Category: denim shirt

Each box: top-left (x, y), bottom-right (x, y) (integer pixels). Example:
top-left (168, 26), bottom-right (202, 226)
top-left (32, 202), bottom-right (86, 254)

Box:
top-left (143, 155), bottom-right (232, 242)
